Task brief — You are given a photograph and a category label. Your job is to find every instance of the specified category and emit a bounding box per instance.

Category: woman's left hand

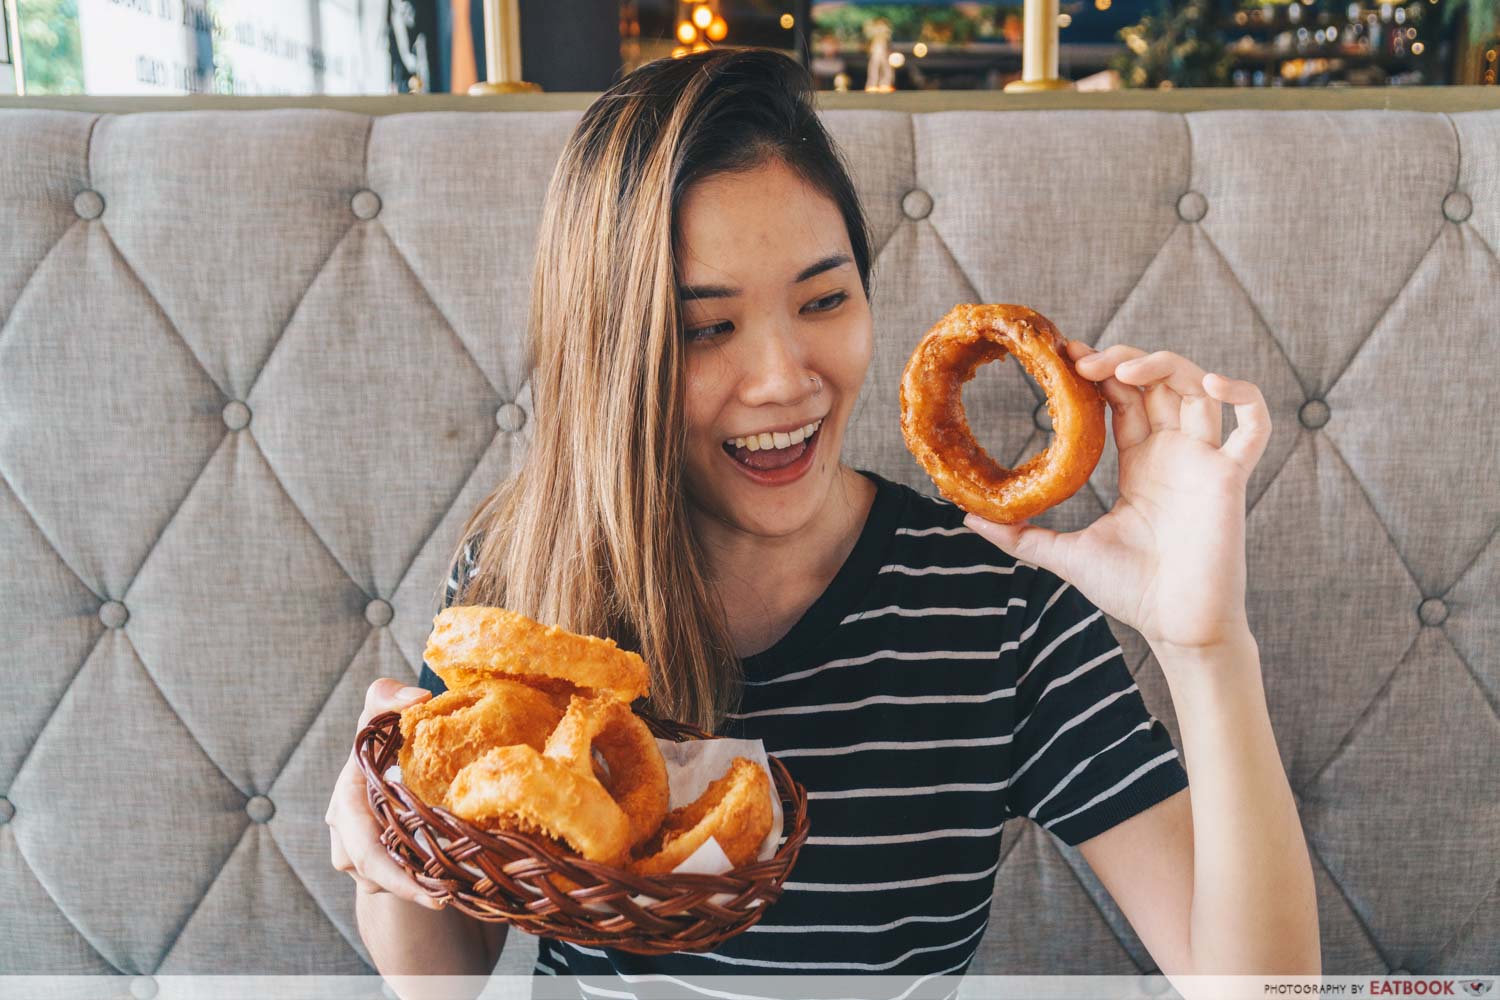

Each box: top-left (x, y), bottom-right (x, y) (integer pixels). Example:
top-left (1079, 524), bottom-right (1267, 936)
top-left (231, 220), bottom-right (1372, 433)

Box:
top-left (963, 340), bottom-right (1273, 653)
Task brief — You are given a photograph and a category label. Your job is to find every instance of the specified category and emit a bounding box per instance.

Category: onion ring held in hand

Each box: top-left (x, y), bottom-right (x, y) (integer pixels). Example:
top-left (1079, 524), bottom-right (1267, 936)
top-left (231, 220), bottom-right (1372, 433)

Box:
top-left (899, 304), bottom-right (1106, 525)
top-left (545, 695), bottom-right (670, 852)
top-left (629, 757), bottom-right (774, 876)
top-left (424, 605), bottom-right (650, 703)
top-left (397, 680), bottom-right (564, 806)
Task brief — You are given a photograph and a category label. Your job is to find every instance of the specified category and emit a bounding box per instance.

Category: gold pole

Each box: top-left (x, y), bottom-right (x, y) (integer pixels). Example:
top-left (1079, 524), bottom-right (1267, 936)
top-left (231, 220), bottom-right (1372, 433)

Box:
top-left (1003, 0), bottom-right (1074, 92)
top-left (469, 0), bottom-right (542, 94)
top-left (4, 0), bottom-right (24, 96)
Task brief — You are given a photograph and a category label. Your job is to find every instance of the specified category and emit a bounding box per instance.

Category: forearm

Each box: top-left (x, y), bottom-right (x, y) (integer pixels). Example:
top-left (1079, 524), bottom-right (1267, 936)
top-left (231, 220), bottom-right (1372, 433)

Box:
top-left (1154, 629), bottom-right (1321, 976)
top-left (355, 890), bottom-right (496, 994)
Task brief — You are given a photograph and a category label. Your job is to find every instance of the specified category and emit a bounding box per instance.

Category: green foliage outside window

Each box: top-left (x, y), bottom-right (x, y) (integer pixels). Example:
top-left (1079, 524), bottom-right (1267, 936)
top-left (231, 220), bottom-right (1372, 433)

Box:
top-left (812, 4), bottom-right (1007, 45)
top-left (1110, 0), bottom-right (1234, 87)
top-left (18, 0), bottom-right (84, 94)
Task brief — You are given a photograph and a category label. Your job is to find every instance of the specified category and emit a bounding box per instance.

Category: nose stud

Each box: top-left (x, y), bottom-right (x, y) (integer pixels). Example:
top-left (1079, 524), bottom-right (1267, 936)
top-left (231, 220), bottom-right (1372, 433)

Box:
top-left (809, 374), bottom-right (823, 393)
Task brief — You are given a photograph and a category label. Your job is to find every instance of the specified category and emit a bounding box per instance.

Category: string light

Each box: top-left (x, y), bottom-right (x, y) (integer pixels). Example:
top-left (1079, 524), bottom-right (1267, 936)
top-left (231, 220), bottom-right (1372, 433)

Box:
top-left (780, 13), bottom-right (794, 29)
top-left (676, 2), bottom-right (727, 50)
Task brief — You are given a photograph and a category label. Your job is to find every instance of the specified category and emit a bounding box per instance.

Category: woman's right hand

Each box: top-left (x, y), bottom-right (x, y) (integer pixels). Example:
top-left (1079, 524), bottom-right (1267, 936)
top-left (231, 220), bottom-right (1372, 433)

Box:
top-left (325, 677), bottom-right (444, 910)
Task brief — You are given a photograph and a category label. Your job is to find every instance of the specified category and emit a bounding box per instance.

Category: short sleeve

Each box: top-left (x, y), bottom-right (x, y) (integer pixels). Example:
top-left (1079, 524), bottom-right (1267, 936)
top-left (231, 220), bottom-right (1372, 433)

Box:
top-left (416, 537), bottom-right (479, 698)
top-left (1003, 566), bottom-right (1189, 846)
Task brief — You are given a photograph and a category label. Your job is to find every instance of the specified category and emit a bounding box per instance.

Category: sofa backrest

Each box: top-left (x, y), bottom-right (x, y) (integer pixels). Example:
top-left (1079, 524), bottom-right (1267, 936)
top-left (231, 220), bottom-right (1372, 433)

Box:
top-left (0, 105), bottom-right (1496, 978)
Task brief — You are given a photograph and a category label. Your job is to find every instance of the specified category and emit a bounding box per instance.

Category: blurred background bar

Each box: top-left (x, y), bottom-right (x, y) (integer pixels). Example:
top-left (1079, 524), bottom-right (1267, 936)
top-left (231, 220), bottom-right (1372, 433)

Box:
top-left (0, 0), bottom-right (1495, 97)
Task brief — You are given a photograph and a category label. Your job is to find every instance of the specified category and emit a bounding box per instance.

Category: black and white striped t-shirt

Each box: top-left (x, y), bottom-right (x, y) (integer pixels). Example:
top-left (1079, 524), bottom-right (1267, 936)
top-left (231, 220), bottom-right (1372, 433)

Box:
top-left (417, 468), bottom-right (1188, 986)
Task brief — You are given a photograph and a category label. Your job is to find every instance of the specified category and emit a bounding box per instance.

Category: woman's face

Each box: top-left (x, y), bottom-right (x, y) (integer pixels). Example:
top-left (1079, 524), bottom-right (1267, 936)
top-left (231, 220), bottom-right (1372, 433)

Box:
top-left (676, 157), bottom-right (874, 540)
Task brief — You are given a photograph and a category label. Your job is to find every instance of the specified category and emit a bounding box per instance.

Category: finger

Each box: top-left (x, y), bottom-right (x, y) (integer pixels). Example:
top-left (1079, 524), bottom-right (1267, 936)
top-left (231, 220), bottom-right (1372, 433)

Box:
top-left (1074, 343), bottom-right (1146, 375)
top-left (331, 826), bottom-right (355, 873)
top-left (1073, 344), bottom-right (1152, 450)
top-left (1205, 373), bottom-right (1272, 474)
top-left (1063, 338), bottom-right (1097, 362)
top-left (1106, 351), bottom-right (1184, 433)
top-left (963, 512), bottom-right (1068, 580)
top-left (1095, 373), bottom-right (1151, 453)
top-left (1114, 351), bottom-right (1221, 445)
top-left (343, 779), bottom-right (444, 911)
top-left (359, 677), bottom-right (431, 730)
top-left (346, 812), bottom-right (442, 909)
top-left (352, 873), bottom-right (386, 896)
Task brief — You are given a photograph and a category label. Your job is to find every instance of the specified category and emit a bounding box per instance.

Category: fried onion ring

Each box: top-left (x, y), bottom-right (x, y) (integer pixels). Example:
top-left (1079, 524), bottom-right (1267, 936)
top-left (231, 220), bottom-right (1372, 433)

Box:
top-left (628, 756), bottom-right (773, 876)
top-left (397, 680), bottom-right (564, 806)
top-left (424, 605), bottom-right (650, 703)
top-left (899, 304), bottom-right (1106, 524)
top-left (443, 744), bottom-right (632, 864)
top-left (544, 695), bottom-right (669, 851)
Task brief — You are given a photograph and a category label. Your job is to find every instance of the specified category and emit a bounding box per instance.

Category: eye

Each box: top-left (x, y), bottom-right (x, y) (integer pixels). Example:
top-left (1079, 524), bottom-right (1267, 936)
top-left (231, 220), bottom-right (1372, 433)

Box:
top-left (686, 320), bottom-right (731, 343)
top-left (804, 291), bottom-right (848, 314)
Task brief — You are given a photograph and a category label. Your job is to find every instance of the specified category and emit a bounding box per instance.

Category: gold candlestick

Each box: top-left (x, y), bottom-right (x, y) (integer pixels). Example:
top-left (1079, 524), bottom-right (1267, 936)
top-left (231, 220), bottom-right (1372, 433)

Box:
top-left (1003, 0), bottom-right (1075, 92)
top-left (469, 0), bottom-right (543, 94)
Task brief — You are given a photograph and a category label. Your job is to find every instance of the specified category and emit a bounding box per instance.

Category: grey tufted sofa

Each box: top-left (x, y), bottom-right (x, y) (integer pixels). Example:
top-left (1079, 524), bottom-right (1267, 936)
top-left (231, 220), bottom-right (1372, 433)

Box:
top-left (1, 98), bottom-right (1497, 982)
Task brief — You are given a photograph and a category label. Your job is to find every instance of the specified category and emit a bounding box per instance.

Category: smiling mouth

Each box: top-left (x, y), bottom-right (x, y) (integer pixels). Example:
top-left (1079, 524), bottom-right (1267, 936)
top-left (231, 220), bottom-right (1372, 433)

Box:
top-left (722, 419), bottom-right (823, 472)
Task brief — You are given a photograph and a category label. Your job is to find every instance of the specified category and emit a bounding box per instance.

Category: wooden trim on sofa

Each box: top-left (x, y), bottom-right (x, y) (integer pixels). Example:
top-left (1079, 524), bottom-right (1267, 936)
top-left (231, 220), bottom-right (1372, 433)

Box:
top-left (3, 87), bottom-right (1499, 115)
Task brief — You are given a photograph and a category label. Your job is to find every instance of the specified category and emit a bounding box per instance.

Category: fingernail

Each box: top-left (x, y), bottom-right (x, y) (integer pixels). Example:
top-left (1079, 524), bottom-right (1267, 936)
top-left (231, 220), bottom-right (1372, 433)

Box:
top-left (396, 686), bottom-right (427, 704)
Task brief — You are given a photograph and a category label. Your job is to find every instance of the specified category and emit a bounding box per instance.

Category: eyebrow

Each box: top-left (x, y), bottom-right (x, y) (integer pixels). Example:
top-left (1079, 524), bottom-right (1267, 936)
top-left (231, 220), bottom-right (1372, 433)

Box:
top-left (677, 252), bottom-right (853, 301)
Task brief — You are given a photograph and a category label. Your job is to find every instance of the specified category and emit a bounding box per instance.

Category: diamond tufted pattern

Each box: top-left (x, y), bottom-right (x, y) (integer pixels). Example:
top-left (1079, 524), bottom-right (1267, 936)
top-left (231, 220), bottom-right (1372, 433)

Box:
top-left (0, 106), bottom-right (1496, 978)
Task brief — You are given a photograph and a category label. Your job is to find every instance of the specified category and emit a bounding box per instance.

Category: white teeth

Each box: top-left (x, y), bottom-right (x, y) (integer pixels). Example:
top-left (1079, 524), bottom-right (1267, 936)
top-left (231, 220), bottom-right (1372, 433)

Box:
top-left (725, 417), bottom-right (823, 450)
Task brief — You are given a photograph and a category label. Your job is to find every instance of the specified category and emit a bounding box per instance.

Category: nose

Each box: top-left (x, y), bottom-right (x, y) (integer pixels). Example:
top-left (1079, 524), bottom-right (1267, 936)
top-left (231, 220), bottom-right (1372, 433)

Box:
top-left (735, 321), bottom-right (815, 409)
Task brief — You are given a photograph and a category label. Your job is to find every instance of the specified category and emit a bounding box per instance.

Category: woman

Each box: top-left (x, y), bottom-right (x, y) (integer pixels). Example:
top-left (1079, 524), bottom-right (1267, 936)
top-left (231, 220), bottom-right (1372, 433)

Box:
top-left (325, 46), bottom-right (1320, 988)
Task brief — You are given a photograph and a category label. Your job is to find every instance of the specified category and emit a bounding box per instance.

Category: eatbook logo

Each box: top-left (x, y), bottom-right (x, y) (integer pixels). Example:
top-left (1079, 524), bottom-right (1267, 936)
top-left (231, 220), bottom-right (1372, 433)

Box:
top-left (1460, 981), bottom-right (1493, 997)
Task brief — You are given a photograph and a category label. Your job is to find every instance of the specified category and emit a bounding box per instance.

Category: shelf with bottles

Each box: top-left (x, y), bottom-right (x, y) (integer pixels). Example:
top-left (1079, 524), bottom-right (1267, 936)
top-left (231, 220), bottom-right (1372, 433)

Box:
top-left (1218, 0), bottom-right (1441, 84)
top-left (1223, 0), bottom-right (1438, 60)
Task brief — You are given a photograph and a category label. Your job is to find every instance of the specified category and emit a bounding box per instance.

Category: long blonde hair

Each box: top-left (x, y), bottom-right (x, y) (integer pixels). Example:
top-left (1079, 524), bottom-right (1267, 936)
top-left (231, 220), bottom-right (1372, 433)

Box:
top-left (438, 47), bottom-right (875, 732)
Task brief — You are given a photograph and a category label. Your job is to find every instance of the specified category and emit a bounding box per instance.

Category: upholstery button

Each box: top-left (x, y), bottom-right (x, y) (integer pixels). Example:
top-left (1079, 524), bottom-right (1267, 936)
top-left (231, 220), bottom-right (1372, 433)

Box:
top-left (73, 189), bottom-right (105, 220)
top-left (0, 796), bottom-right (13, 824)
top-left (365, 598), bottom-right (394, 627)
top-left (1298, 398), bottom-right (1330, 429)
top-left (222, 400), bottom-right (251, 430)
top-left (1442, 191), bottom-right (1471, 223)
top-left (245, 795), bottom-right (275, 824)
top-left (351, 189), bottom-right (382, 220)
top-left (496, 402), bottom-right (527, 433)
top-left (130, 975), bottom-right (158, 999)
top-left (1176, 190), bottom-right (1208, 223)
top-left (901, 188), bottom-right (933, 221)
top-left (1418, 598), bottom-right (1448, 627)
top-left (99, 601), bottom-right (129, 629)
top-left (1033, 401), bottom-right (1053, 432)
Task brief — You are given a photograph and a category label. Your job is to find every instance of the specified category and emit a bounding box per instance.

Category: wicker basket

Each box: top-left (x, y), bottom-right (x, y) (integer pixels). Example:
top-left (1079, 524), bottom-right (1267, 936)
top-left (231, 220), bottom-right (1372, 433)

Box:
top-left (354, 708), bottom-right (810, 955)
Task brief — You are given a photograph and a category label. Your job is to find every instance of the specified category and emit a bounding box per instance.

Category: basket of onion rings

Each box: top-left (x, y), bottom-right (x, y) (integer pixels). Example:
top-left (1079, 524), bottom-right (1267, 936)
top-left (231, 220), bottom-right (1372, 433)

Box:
top-left (353, 604), bottom-right (810, 955)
